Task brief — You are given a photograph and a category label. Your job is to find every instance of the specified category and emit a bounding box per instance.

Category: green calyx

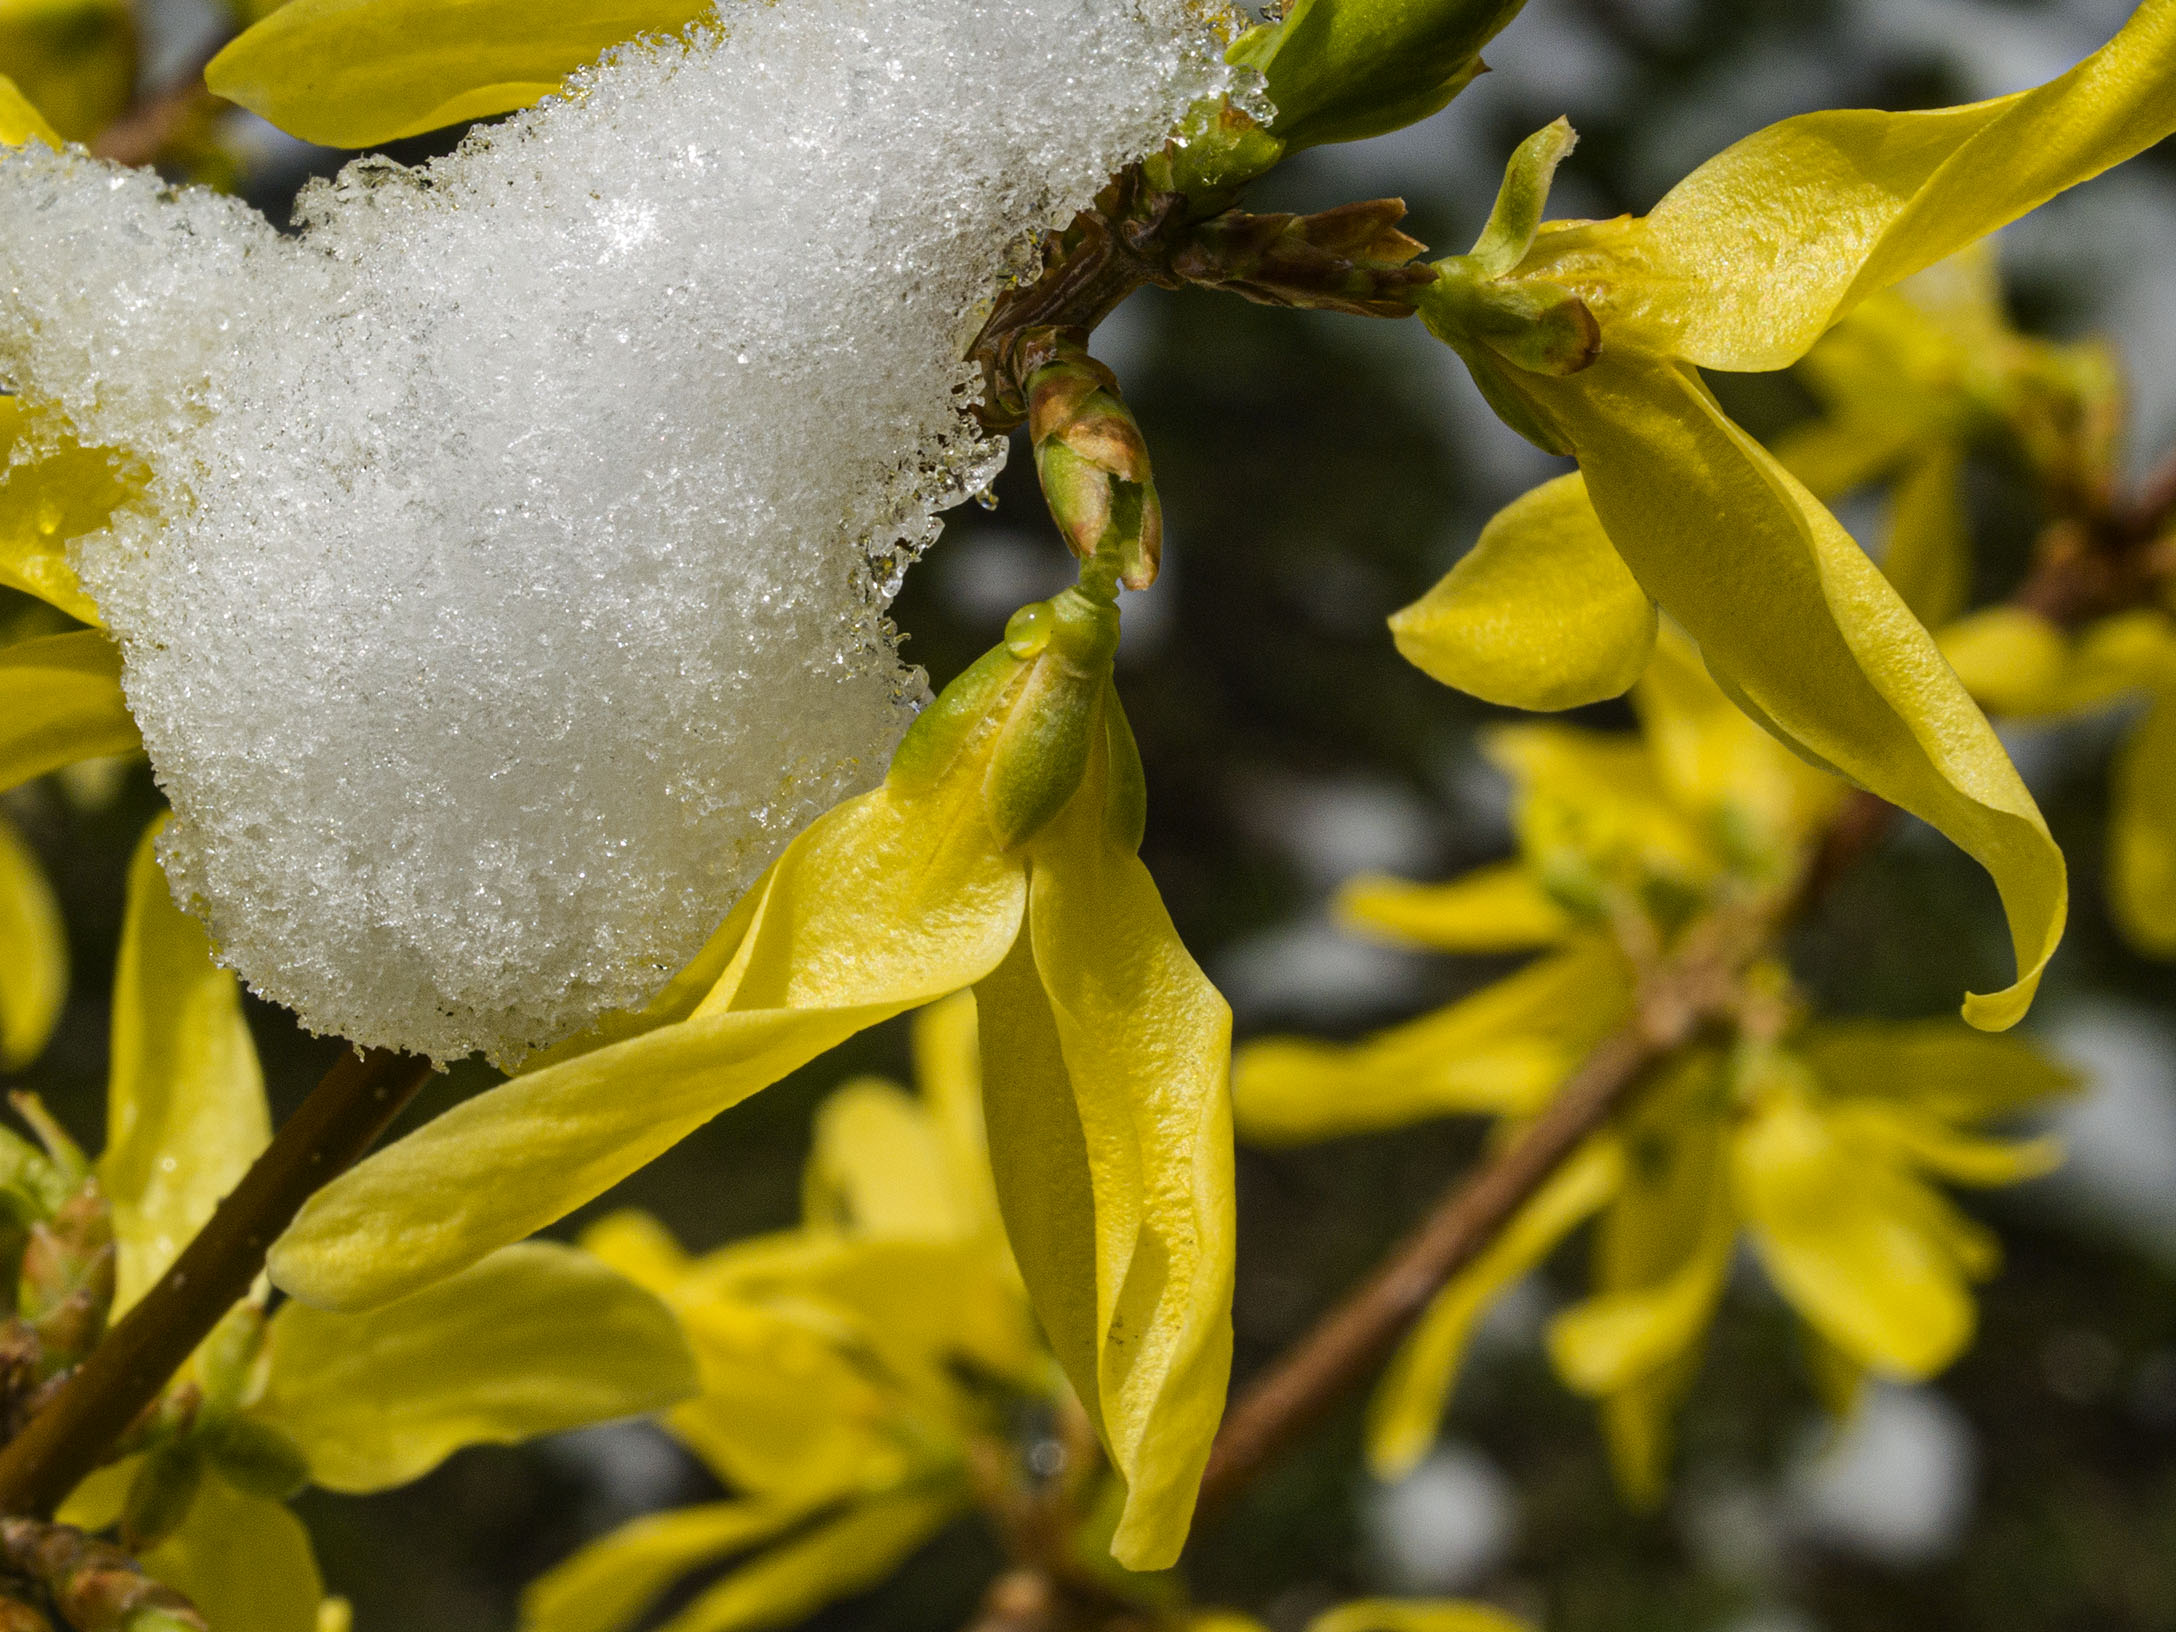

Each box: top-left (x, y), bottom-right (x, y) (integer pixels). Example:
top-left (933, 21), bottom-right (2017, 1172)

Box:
top-left (1417, 118), bottom-right (1598, 454)
top-left (1228, 0), bottom-right (1529, 151)
top-left (891, 578), bottom-right (1144, 854)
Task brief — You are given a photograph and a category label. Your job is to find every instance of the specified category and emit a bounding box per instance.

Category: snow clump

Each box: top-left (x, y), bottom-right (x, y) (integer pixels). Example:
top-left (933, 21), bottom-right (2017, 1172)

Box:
top-left (0, 0), bottom-right (1235, 1064)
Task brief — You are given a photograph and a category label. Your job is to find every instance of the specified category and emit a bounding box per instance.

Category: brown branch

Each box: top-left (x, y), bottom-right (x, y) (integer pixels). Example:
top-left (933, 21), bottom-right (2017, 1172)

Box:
top-left (1192, 890), bottom-right (1767, 1519)
top-left (0, 1048), bottom-right (433, 1517)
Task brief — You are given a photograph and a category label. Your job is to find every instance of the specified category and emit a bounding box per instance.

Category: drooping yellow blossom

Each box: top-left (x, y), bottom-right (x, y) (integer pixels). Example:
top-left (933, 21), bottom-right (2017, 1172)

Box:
top-left (1232, 639), bottom-right (2076, 1501)
top-left (265, 578), bottom-right (1234, 1572)
top-left (46, 822), bottom-right (698, 1632)
top-left (1399, 6), bottom-right (2176, 1029)
top-left (524, 995), bottom-right (1056, 1632)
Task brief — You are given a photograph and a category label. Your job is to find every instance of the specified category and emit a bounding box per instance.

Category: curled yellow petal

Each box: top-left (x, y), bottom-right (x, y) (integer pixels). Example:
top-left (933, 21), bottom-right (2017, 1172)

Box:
top-left (206, 0), bottom-right (718, 147)
top-left (0, 813), bottom-right (66, 1071)
top-left (1234, 939), bottom-right (1632, 1143)
top-left (1390, 472), bottom-right (1656, 711)
top-left (1569, 0), bottom-right (2176, 370)
top-left (980, 691), bottom-right (1234, 1569)
top-left (101, 817), bottom-right (270, 1316)
top-left (0, 630), bottom-right (140, 794)
top-left (1524, 352), bottom-right (2064, 1028)
top-left (1336, 860), bottom-right (1573, 953)
top-left (1367, 1137), bottom-right (1620, 1480)
top-left (2111, 692), bottom-right (2176, 957)
top-left (256, 1241), bottom-right (697, 1492)
top-left (270, 774), bottom-right (1027, 1311)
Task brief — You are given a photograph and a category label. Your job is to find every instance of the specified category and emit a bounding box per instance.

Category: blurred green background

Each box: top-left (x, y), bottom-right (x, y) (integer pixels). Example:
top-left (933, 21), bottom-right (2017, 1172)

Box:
top-left (9, 0), bottom-right (2176, 1627)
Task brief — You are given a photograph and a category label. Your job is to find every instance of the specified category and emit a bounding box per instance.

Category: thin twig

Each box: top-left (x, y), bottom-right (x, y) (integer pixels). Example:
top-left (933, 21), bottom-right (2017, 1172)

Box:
top-left (0, 1048), bottom-right (433, 1516)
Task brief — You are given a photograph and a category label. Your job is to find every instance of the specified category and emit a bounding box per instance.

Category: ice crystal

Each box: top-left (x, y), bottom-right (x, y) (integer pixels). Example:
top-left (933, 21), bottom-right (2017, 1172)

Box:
top-left (0, 0), bottom-right (1233, 1063)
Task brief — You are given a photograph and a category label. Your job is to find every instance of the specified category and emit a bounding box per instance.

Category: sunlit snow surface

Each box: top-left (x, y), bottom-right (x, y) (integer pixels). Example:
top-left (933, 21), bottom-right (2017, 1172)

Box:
top-left (0, 0), bottom-right (1232, 1064)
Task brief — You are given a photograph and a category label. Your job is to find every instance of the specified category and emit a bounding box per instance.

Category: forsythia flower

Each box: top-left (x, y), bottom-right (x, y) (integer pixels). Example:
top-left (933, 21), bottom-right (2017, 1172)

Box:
top-left (43, 823), bottom-right (698, 1632)
top-left (523, 995), bottom-right (1056, 1632)
top-left (1398, 3), bottom-right (2176, 1031)
top-left (267, 580), bottom-right (1233, 1571)
top-left (1232, 639), bottom-right (2076, 1501)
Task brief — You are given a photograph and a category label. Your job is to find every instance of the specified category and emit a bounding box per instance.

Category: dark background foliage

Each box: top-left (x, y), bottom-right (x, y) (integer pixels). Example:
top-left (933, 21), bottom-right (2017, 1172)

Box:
top-left (8, 1), bottom-right (2176, 1627)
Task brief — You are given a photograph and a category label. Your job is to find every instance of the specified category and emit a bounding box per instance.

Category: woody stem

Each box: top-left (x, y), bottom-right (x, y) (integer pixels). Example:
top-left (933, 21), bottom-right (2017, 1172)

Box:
top-left (0, 1048), bottom-right (433, 1516)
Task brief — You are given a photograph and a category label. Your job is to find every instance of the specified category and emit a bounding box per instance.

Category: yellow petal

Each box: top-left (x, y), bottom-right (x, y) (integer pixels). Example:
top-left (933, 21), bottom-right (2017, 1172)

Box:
top-left (1549, 1060), bottom-right (1732, 1398)
top-left (580, 1209), bottom-right (694, 1301)
top-left (803, 1079), bottom-right (961, 1239)
top-left (255, 1241), bottom-right (697, 1492)
top-left (1939, 608), bottom-right (2073, 716)
top-left (270, 774), bottom-right (1026, 1311)
top-left (0, 396), bottom-right (139, 625)
top-left (1826, 1100), bottom-right (2064, 1188)
top-left (980, 690), bottom-right (1234, 1569)
top-left (1881, 444), bottom-right (1970, 628)
top-left (205, 0), bottom-right (718, 147)
top-left (521, 1500), bottom-right (815, 1632)
top-left (1523, 351), bottom-right (2064, 1028)
top-left (1486, 720), bottom-right (1716, 893)
top-left (651, 1487), bottom-right (962, 1632)
top-left (2111, 691), bottom-right (2176, 957)
top-left (1800, 1019), bottom-right (2078, 1123)
top-left (1732, 1070), bottom-right (1977, 1378)
top-left (0, 812), bottom-right (66, 1070)
top-left (1367, 1138), bottom-right (1620, 1480)
top-left (1633, 625), bottom-right (1841, 864)
top-left (0, 630), bottom-right (139, 794)
top-left (1389, 472), bottom-right (1657, 710)
top-left (910, 990), bottom-right (1006, 1243)
top-left (1309, 1602), bottom-right (1535, 1632)
top-left (1335, 861), bottom-right (1574, 953)
top-left (1233, 939), bottom-right (1633, 1143)
top-left (1574, 0), bottom-right (2176, 370)
top-left (0, 70), bottom-right (60, 146)
top-left (100, 817), bottom-right (271, 1316)
top-left (141, 1472), bottom-right (323, 1632)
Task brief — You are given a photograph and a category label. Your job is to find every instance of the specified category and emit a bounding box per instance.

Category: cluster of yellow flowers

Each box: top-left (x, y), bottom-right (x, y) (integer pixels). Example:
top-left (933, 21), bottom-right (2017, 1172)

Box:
top-left (0, 0), bottom-right (2173, 1628)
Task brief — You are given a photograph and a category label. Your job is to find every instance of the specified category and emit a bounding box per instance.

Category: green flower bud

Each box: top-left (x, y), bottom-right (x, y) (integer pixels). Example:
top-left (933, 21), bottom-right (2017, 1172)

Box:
top-left (197, 1412), bottom-right (311, 1501)
top-left (120, 1442), bottom-right (204, 1553)
top-left (1228, 0), bottom-right (1529, 151)
top-left (19, 1182), bottom-right (114, 1376)
top-left (1024, 332), bottom-right (1163, 590)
